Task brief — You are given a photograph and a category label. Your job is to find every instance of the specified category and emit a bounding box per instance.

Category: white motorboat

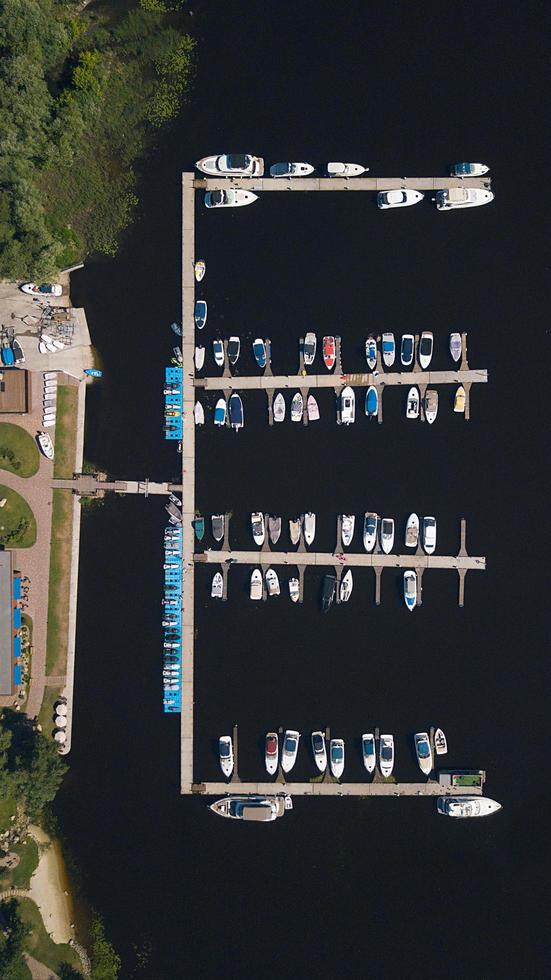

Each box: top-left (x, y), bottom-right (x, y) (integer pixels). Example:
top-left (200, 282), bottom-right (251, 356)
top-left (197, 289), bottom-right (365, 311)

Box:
top-left (379, 734), bottom-right (394, 778)
top-left (219, 735), bottom-right (233, 777)
top-left (436, 187), bottom-right (494, 210)
top-left (418, 331), bottom-right (433, 369)
top-left (422, 516), bottom-right (436, 555)
top-left (339, 386), bottom-right (355, 425)
top-left (451, 162), bottom-right (490, 177)
top-left (196, 153), bottom-right (264, 176)
top-left (341, 515), bottom-right (355, 547)
top-left (194, 260), bottom-right (206, 281)
top-left (406, 386), bottom-right (420, 419)
top-left (311, 731), bottom-right (327, 772)
top-left (401, 334), bottom-right (414, 367)
top-left (213, 398), bottom-right (226, 427)
top-left (326, 162), bottom-right (367, 176)
top-left (273, 392), bottom-right (286, 422)
top-left (449, 332), bottom-right (462, 362)
top-left (270, 162), bottom-right (314, 177)
top-left (213, 339), bottom-right (224, 367)
top-left (403, 570), bottom-right (417, 611)
top-left (365, 336), bottom-right (377, 370)
top-left (434, 729), bottom-right (448, 755)
top-left (265, 733), bottom-right (279, 775)
top-left (303, 332), bottom-right (317, 366)
top-left (303, 512), bottom-right (316, 546)
top-left (268, 515), bottom-right (281, 544)
top-left (289, 517), bottom-right (302, 545)
top-left (405, 513), bottom-right (419, 549)
top-left (204, 189), bottom-right (258, 208)
top-left (380, 517), bottom-right (395, 554)
top-left (454, 385), bottom-right (466, 413)
top-left (228, 393), bottom-right (244, 431)
top-left (251, 512), bottom-right (265, 546)
top-left (194, 300), bottom-right (207, 330)
top-left (281, 730), bottom-right (300, 772)
top-left (363, 512), bottom-right (378, 552)
top-left (250, 569), bottom-right (263, 600)
top-left (362, 734), bottom-right (376, 774)
top-left (291, 392), bottom-right (303, 422)
top-left (194, 402), bottom-right (204, 426)
top-left (307, 395), bottom-right (320, 421)
top-left (211, 514), bottom-right (225, 542)
top-left (378, 189), bottom-right (423, 209)
top-left (437, 797), bottom-right (502, 818)
top-left (265, 568), bottom-right (280, 597)
top-left (288, 577), bottom-right (300, 603)
top-left (339, 569), bottom-right (353, 602)
top-left (228, 336), bottom-right (241, 366)
top-left (414, 732), bottom-right (433, 775)
top-left (195, 346), bottom-right (205, 370)
top-left (365, 386), bottom-right (378, 417)
top-left (381, 332), bottom-right (395, 367)
top-left (210, 795), bottom-right (292, 822)
top-left (211, 572), bottom-right (223, 599)
top-left (424, 389), bottom-right (438, 424)
top-left (329, 738), bottom-right (345, 779)
top-left (37, 431), bottom-right (54, 460)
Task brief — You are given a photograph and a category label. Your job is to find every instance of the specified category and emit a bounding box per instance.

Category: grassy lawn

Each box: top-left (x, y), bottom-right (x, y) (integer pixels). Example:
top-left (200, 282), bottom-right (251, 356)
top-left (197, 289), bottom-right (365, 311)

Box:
top-left (38, 686), bottom-right (63, 734)
top-left (0, 485), bottom-right (36, 548)
top-left (17, 898), bottom-right (81, 974)
top-left (0, 794), bottom-right (17, 832)
top-left (0, 838), bottom-right (39, 890)
top-left (53, 386), bottom-right (78, 480)
top-left (46, 491), bottom-right (73, 675)
top-left (0, 423), bottom-right (40, 478)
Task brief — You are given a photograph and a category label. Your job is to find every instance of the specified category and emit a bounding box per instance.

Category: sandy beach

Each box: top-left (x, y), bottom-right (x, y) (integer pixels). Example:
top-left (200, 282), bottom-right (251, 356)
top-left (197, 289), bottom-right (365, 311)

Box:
top-left (28, 824), bottom-right (73, 944)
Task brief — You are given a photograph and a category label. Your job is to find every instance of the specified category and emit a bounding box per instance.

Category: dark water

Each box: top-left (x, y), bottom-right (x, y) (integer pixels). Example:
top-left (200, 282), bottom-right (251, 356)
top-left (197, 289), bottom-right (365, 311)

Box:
top-left (60, 2), bottom-right (549, 977)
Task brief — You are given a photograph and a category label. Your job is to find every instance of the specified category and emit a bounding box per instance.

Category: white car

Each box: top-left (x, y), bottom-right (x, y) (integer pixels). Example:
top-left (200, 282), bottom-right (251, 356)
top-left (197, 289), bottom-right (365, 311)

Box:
top-left (196, 154), bottom-right (263, 176)
top-left (377, 189), bottom-right (424, 209)
top-left (20, 282), bottom-right (62, 296)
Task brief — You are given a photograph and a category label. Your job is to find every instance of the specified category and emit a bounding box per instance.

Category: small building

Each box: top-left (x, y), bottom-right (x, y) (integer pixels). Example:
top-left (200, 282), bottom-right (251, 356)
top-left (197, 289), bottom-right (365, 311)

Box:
top-left (0, 551), bottom-right (21, 697)
top-left (0, 369), bottom-right (32, 415)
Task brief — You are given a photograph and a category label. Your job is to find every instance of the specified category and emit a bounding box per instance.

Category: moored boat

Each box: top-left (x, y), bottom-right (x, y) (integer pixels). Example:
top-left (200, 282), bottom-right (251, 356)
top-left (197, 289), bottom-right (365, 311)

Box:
top-left (454, 385), bottom-right (466, 413)
top-left (422, 516), bottom-right (436, 555)
top-left (252, 338), bottom-right (267, 369)
top-left (414, 732), bottom-right (432, 774)
top-left (228, 336), bottom-right (241, 366)
top-left (404, 570), bottom-right (417, 610)
top-left (322, 335), bottom-right (336, 370)
top-left (303, 332), bottom-right (317, 367)
top-left (378, 189), bottom-right (423, 209)
top-left (365, 385), bottom-right (378, 417)
top-left (265, 567), bottom-right (280, 597)
top-left (401, 334), bottom-right (414, 367)
top-left (434, 728), bottom-right (448, 755)
top-left (307, 395), bottom-right (320, 421)
top-left (195, 346), bottom-right (205, 370)
top-left (265, 733), bottom-right (279, 775)
top-left (250, 569), bottom-right (263, 600)
top-left (194, 300), bottom-right (207, 330)
top-left (424, 389), bottom-right (438, 424)
top-left (270, 162), bottom-right (314, 177)
top-left (289, 517), bottom-right (302, 545)
top-left (339, 569), bottom-right (353, 602)
top-left (341, 514), bottom-right (355, 547)
top-left (405, 513), bottom-right (419, 549)
top-left (194, 259), bottom-right (206, 281)
top-left (251, 512), bottom-right (265, 546)
top-left (379, 734), bottom-right (394, 777)
top-left (288, 577), bottom-right (300, 602)
top-left (380, 517), bottom-right (395, 554)
top-left (303, 511), bottom-right (316, 545)
top-left (273, 392), bottom-right (286, 422)
top-left (213, 398), bottom-right (227, 427)
top-left (365, 336), bottom-right (377, 370)
top-left (418, 331), bottom-right (433, 369)
top-left (211, 514), bottom-right (225, 542)
top-left (437, 797), bottom-right (502, 818)
top-left (211, 572), bottom-right (224, 599)
top-left (210, 795), bottom-right (292, 821)
top-left (326, 162), bottom-right (367, 176)
top-left (228, 393), bottom-right (244, 430)
top-left (281, 730), bottom-right (300, 772)
top-left (339, 386), bottom-right (355, 425)
top-left (204, 189), bottom-right (258, 208)
top-left (268, 515), bottom-right (281, 544)
top-left (196, 153), bottom-right (264, 176)
top-left (436, 187), bottom-right (494, 210)
top-left (194, 402), bottom-right (204, 426)
top-left (381, 332), bottom-right (395, 367)
top-left (311, 731), bottom-right (327, 772)
top-left (363, 512), bottom-right (378, 552)
top-left (291, 392), bottom-right (303, 422)
top-left (329, 738), bottom-right (345, 779)
top-left (219, 735), bottom-right (233, 777)
top-left (37, 431), bottom-right (54, 460)
top-left (362, 733), bottom-right (376, 774)
top-left (321, 573), bottom-right (336, 612)
top-left (449, 332), bottom-right (462, 362)
top-left (406, 386), bottom-right (420, 419)
top-left (451, 162), bottom-right (490, 177)
top-left (213, 339), bottom-right (224, 367)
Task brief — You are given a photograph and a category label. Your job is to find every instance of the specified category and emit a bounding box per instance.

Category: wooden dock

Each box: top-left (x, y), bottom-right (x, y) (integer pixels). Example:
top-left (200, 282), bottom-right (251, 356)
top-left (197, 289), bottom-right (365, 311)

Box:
top-left (190, 780), bottom-right (482, 797)
top-left (194, 176), bottom-right (491, 192)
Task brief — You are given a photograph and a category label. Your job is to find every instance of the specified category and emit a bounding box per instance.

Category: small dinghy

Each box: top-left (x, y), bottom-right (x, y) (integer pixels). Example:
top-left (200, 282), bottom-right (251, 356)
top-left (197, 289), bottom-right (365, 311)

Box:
top-left (170, 321), bottom-right (182, 337)
top-left (406, 386), bottom-right (420, 419)
top-left (250, 569), bottom-right (263, 600)
top-left (193, 517), bottom-right (205, 541)
top-left (321, 573), bottom-right (336, 612)
top-left (303, 332), bottom-right (317, 367)
top-left (424, 389), bottom-right (438, 424)
top-left (414, 732), bottom-right (432, 774)
top-left (194, 402), bottom-right (204, 426)
top-left (311, 731), bottom-right (327, 772)
top-left (194, 260), bottom-right (206, 281)
top-left (252, 338), bottom-right (267, 369)
top-left (303, 511), bottom-right (316, 546)
top-left (450, 162), bottom-right (490, 177)
top-left (339, 386), bottom-right (355, 425)
top-left (454, 385), bottom-right (466, 413)
top-left (211, 514), bottom-right (225, 542)
top-left (195, 346), bottom-right (205, 370)
top-left (288, 578), bottom-right (300, 603)
top-left (289, 517), bottom-right (302, 545)
top-left (213, 339), bottom-right (224, 367)
top-left (273, 392), bottom-right (286, 422)
top-left (381, 332), bottom-right (395, 367)
top-left (362, 734), bottom-right (376, 774)
top-left (379, 734), bottom-right (394, 777)
top-left (228, 393), bottom-right (244, 430)
top-left (329, 738), bottom-right (345, 779)
top-left (251, 512), bottom-right (265, 546)
top-left (219, 735), bottom-right (233, 776)
top-left (211, 572), bottom-right (224, 599)
top-left (307, 395), bottom-right (320, 421)
top-left (270, 162), bottom-right (314, 177)
top-left (365, 385), bottom-right (378, 417)
top-left (434, 728), bottom-right (448, 755)
top-left (449, 332), bottom-right (462, 363)
top-left (265, 732), bottom-right (279, 775)
top-left (268, 515), bottom-right (281, 544)
top-left (418, 331), bottom-right (433, 369)
top-left (194, 300), bottom-right (207, 330)
top-left (365, 337), bottom-right (377, 370)
top-left (341, 514), bottom-right (355, 547)
top-left (363, 512), bottom-right (378, 552)
top-left (291, 392), bottom-right (303, 422)
top-left (213, 398), bottom-right (227, 426)
top-left (405, 513), bottom-right (419, 549)
top-left (323, 335), bottom-right (336, 370)
top-left (228, 336), bottom-right (240, 366)
top-left (326, 162), bottom-right (367, 177)
top-left (265, 567), bottom-right (280, 596)
top-left (339, 570), bottom-right (353, 602)
top-left (381, 517), bottom-right (395, 554)
top-left (403, 570), bottom-right (417, 610)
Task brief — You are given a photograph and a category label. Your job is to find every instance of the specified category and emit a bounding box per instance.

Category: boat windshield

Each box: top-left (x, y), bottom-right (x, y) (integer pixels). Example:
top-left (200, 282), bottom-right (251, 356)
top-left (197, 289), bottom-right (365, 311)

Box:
top-left (227, 154), bottom-right (249, 169)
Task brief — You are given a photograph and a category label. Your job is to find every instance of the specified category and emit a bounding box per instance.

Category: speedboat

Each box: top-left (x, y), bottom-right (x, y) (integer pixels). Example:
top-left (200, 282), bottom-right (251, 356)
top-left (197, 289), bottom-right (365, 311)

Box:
top-left (339, 570), bottom-right (353, 602)
top-left (196, 153), bottom-right (264, 176)
top-left (378, 189), bottom-right (423, 209)
top-left (250, 569), bottom-right (263, 600)
top-left (405, 513), bottom-right (419, 549)
top-left (204, 189), bottom-right (258, 208)
top-left (437, 797), bottom-right (502, 818)
top-left (288, 578), bottom-right (300, 602)
top-left (265, 733), bottom-right (279, 775)
top-left (194, 300), bottom-right (207, 330)
top-left (401, 334), bottom-right (414, 367)
top-left (195, 346), bottom-right (205, 370)
top-left (363, 512), bottom-right (378, 552)
top-left (194, 260), bottom-right (206, 281)
top-left (339, 386), bottom-right (355, 425)
top-left (436, 187), bottom-right (494, 210)
top-left (211, 572), bottom-right (224, 599)
top-left (289, 518), bottom-right (302, 545)
top-left (381, 332), bottom-right (395, 367)
top-left (281, 730), bottom-right (300, 772)
top-left (268, 515), bottom-right (281, 544)
top-left (424, 389), bottom-right (438, 424)
top-left (252, 338), bottom-right (267, 369)
top-left (321, 573), bottom-right (336, 612)
top-left (214, 398), bottom-right (227, 426)
top-left (365, 337), bottom-right (377, 370)
top-left (303, 332), bottom-right (317, 367)
top-left (291, 392), bottom-right (303, 422)
top-left (251, 512), bottom-right (265, 546)
top-left (329, 739), bottom-right (345, 779)
top-left (194, 402), bottom-right (204, 426)
top-left (414, 732), bottom-right (432, 775)
top-left (326, 162), bottom-right (367, 176)
top-left (404, 570), bottom-right (417, 610)
top-left (434, 729), bottom-right (448, 755)
top-left (270, 162), bottom-right (314, 177)
top-left (211, 514), bottom-right (225, 542)
top-left (341, 515), bottom-right (355, 547)
top-left (454, 385), bottom-right (466, 413)
top-left (451, 162), bottom-right (490, 177)
top-left (380, 517), bottom-right (395, 554)
top-left (449, 332), bottom-right (462, 362)
top-left (362, 734), bottom-right (376, 774)
top-left (311, 731), bottom-right (327, 772)
top-left (379, 734), bottom-right (394, 777)
top-left (273, 392), bottom-right (286, 422)
top-left (422, 516), bottom-right (436, 555)
top-left (406, 386), bottom-right (420, 419)
top-left (228, 336), bottom-right (240, 366)
top-left (365, 386), bottom-right (378, 417)
top-left (210, 795), bottom-right (292, 821)
top-left (323, 335), bottom-right (336, 370)
top-left (219, 736), bottom-right (233, 777)
top-left (307, 395), bottom-right (320, 421)
top-left (303, 512), bottom-right (316, 545)
top-left (213, 339), bottom-right (224, 367)
top-left (37, 431), bottom-right (54, 460)
top-left (418, 331), bottom-right (433, 369)
top-left (228, 393), bottom-right (244, 430)
top-left (265, 568), bottom-right (280, 597)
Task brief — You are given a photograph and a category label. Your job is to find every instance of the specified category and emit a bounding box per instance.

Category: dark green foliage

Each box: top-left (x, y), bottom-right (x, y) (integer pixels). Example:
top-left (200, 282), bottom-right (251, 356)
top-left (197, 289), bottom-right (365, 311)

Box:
top-left (0, 899), bottom-right (30, 979)
top-left (90, 917), bottom-right (121, 980)
top-left (0, 710), bottom-right (67, 821)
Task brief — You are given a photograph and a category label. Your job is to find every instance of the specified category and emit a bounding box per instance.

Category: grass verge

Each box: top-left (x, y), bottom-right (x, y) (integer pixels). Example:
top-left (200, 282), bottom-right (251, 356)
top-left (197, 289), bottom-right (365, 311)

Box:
top-left (53, 386), bottom-right (78, 481)
top-left (46, 491), bottom-right (74, 676)
top-left (0, 423), bottom-right (39, 478)
top-left (0, 838), bottom-right (39, 890)
top-left (17, 898), bottom-right (81, 973)
top-left (0, 485), bottom-right (36, 548)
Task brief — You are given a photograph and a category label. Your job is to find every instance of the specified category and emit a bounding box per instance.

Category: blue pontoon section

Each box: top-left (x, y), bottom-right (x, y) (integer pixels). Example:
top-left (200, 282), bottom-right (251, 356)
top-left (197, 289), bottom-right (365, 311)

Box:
top-left (162, 523), bottom-right (182, 713)
top-left (164, 366), bottom-right (183, 441)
